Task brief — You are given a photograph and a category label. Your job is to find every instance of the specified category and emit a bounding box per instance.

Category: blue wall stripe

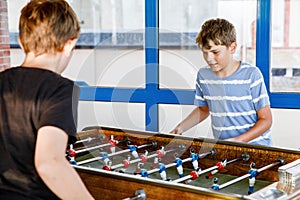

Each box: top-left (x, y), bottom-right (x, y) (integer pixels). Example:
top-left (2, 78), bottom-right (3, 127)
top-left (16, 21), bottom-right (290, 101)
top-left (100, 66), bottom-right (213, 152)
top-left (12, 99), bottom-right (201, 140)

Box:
top-left (79, 87), bottom-right (145, 102)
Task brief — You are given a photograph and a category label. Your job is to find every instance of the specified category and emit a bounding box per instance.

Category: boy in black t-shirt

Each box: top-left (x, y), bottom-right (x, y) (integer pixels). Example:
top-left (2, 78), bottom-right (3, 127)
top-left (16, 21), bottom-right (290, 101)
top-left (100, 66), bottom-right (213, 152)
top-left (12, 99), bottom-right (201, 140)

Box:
top-left (0, 0), bottom-right (94, 199)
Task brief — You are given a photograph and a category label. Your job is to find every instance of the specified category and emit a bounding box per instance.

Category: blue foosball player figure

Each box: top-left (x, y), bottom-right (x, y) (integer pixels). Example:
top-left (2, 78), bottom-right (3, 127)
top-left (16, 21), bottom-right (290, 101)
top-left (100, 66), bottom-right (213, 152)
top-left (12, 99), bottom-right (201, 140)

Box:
top-left (174, 154), bottom-right (184, 178)
top-left (211, 177), bottom-right (220, 191)
top-left (100, 152), bottom-right (110, 164)
top-left (190, 148), bottom-right (199, 171)
top-left (128, 145), bottom-right (139, 158)
top-left (248, 162), bottom-right (259, 194)
top-left (69, 157), bottom-right (77, 165)
top-left (158, 163), bottom-right (167, 181)
top-left (140, 169), bottom-right (149, 178)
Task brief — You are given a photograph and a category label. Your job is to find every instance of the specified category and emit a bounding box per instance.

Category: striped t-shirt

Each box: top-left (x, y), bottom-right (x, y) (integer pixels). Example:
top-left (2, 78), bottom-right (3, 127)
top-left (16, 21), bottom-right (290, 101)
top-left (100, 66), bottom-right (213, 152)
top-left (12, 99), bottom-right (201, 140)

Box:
top-left (195, 62), bottom-right (272, 146)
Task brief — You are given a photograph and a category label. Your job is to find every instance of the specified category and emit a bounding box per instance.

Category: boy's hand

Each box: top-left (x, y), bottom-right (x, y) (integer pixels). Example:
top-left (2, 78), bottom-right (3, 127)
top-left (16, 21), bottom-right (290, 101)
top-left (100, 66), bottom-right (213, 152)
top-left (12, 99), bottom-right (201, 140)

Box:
top-left (170, 127), bottom-right (183, 135)
top-left (225, 137), bottom-right (241, 143)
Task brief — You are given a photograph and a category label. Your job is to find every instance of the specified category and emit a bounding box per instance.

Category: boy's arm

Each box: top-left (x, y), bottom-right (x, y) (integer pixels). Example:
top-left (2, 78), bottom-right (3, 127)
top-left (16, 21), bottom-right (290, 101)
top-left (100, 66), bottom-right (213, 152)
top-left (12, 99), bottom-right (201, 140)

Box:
top-left (227, 105), bottom-right (272, 143)
top-left (35, 126), bottom-right (94, 200)
top-left (170, 106), bottom-right (210, 134)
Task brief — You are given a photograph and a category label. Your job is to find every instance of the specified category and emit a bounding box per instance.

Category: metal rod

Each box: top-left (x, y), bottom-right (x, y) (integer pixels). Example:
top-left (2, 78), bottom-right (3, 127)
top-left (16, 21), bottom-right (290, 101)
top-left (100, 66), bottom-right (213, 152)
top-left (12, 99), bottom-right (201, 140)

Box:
top-left (218, 161), bottom-right (281, 190)
top-left (117, 148), bottom-right (179, 172)
top-left (172, 156), bottom-right (243, 183)
top-left (147, 150), bottom-right (213, 175)
top-left (75, 143), bottom-right (111, 154)
top-left (74, 137), bottom-right (96, 144)
top-left (111, 151), bottom-right (158, 170)
top-left (77, 142), bottom-right (154, 165)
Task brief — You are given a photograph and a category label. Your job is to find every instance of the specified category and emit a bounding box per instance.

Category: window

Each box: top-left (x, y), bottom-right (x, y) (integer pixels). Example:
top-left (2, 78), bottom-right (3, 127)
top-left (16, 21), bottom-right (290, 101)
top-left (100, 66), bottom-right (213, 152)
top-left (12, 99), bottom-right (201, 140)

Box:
top-left (270, 0), bottom-right (300, 93)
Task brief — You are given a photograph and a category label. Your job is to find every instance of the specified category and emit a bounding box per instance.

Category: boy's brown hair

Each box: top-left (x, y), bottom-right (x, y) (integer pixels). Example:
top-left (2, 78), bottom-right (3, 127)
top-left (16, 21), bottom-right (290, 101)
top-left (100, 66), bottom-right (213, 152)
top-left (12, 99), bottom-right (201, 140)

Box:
top-left (196, 18), bottom-right (236, 49)
top-left (19, 0), bottom-right (80, 56)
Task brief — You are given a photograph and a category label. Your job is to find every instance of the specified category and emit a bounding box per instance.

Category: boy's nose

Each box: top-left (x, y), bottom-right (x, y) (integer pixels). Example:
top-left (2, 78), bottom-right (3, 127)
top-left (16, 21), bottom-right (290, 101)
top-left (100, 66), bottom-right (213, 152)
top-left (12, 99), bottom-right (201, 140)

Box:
top-left (206, 52), bottom-right (215, 61)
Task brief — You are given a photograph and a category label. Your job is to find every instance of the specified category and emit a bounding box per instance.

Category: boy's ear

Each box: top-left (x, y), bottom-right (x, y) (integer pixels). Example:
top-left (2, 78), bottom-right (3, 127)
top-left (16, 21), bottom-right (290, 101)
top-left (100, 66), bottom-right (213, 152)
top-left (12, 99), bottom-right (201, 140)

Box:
top-left (63, 39), bottom-right (77, 56)
top-left (229, 42), bottom-right (237, 53)
top-left (17, 36), bottom-right (24, 51)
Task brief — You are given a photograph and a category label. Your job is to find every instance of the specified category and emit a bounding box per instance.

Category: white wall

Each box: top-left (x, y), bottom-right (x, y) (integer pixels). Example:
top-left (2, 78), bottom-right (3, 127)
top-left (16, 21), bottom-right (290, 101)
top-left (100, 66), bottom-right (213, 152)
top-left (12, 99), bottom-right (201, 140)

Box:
top-left (10, 49), bottom-right (300, 150)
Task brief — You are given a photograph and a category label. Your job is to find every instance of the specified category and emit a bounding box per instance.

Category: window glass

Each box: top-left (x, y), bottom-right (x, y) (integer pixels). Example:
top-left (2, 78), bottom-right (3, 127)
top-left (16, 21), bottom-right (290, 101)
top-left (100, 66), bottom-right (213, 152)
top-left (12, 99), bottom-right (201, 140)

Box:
top-left (8, 0), bottom-right (145, 87)
top-left (159, 0), bottom-right (257, 89)
top-left (72, 0), bottom-right (145, 87)
top-left (270, 0), bottom-right (300, 92)
top-left (78, 102), bottom-right (145, 131)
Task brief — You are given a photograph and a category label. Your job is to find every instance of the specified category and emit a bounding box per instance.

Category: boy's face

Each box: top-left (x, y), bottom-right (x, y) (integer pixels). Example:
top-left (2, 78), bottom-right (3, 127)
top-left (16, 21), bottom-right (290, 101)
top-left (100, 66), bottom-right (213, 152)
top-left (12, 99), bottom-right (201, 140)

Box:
top-left (201, 40), bottom-right (236, 75)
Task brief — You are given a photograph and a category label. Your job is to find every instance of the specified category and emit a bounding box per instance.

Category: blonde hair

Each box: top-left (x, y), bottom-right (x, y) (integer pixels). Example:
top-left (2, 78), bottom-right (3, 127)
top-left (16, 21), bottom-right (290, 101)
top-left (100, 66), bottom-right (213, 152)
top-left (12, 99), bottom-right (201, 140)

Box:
top-left (196, 18), bottom-right (236, 49)
top-left (19, 0), bottom-right (80, 56)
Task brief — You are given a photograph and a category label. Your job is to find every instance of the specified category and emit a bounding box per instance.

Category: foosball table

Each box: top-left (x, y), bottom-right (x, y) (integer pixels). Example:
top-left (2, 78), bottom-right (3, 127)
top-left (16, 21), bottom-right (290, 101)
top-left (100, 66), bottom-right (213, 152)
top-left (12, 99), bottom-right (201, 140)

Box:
top-left (67, 126), bottom-right (300, 200)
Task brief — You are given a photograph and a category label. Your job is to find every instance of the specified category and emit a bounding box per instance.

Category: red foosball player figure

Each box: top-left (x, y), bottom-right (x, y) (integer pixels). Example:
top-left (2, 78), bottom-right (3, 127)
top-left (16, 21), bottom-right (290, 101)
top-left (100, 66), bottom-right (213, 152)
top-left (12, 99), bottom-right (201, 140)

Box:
top-left (109, 135), bottom-right (118, 154)
top-left (157, 146), bottom-right (166, 158)
top-left (103, 160), bottom-right (112, 171)
top-left (152, 157), bottom-right (159, 169)
top-left (206, 159), bottom-right (227, 179)
top-left (66, 144), bottom-right (77, 165)
top-left (140, 150), bottom-right (148, 163)
top-left (190, 170), bottom-right (199, 181)
top-left (135, 162), bottom-right (144, 174)
top-left (248, 162), bottom-right (258, 194)
top-left (122, 155), bottom-right (131, 168)
top-left (118, 155), bottom-right (131, 173)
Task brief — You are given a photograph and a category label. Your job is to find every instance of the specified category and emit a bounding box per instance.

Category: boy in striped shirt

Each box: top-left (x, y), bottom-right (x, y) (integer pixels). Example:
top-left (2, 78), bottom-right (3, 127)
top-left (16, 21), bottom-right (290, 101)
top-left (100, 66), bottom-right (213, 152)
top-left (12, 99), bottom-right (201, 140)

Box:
top-left (171, 18), bottom-right (272, 146)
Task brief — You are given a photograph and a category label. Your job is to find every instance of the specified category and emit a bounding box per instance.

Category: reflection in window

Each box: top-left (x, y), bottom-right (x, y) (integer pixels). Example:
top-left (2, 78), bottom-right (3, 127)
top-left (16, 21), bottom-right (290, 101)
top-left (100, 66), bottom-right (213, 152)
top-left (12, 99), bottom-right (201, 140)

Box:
top-left (271, 0), bottom-right (300, 93)
top-left (8, 0), bottom-right (145, 87)
top-left (69, 0), bottom-right (145, 47)
top-left (70, 0), bottom-right (145, 88)
top-left (8, 0), bottom-right (145, 48)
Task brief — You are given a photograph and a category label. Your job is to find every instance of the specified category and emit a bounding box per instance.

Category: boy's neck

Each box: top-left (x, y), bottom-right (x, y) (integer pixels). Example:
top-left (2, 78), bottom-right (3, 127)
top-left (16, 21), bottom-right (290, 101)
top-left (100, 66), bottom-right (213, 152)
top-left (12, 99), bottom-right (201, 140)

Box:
top-left (215, 60), bottom-right (241, 78)
top-left (21, 52), bottom-right (64, 74)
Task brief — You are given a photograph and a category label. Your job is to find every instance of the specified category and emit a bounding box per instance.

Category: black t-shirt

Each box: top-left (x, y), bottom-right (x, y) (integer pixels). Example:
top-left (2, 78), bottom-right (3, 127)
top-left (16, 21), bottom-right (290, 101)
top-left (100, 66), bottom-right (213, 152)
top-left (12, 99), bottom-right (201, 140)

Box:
top-left (0, 67), bottom-right (80, 199)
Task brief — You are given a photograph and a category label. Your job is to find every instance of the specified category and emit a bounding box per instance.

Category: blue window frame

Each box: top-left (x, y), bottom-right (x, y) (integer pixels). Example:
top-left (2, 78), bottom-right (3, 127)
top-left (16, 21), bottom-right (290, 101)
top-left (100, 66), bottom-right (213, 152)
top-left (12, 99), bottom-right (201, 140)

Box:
top-left (257, 0), bottom-right (300, 108)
